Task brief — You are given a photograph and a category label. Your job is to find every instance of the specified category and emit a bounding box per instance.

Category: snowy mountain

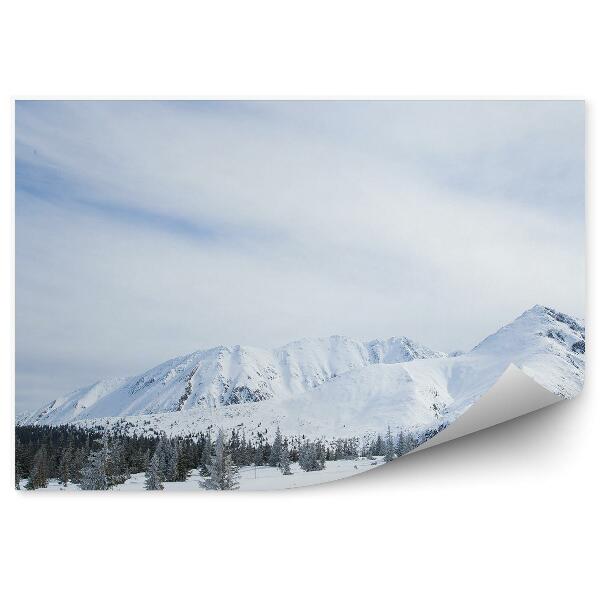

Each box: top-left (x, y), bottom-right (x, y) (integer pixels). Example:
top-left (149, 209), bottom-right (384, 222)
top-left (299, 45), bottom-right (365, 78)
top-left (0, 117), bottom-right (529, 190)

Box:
top-left (19, 305), bottom-right (584, 441)
top-left (20, 335), bottom-right (444, 427)
top-left (281, 304), bottom-right (585, 438)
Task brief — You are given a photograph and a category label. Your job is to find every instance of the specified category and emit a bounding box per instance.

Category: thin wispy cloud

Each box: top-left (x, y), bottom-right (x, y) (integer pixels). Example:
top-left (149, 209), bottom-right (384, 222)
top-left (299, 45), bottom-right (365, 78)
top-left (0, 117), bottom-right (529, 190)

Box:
top-left (15, 101), bottom-right (585, 413)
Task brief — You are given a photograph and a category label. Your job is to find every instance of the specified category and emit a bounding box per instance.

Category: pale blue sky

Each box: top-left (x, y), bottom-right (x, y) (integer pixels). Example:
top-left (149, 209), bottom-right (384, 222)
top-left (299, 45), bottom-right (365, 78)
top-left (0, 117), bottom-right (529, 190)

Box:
top-left (15, 100), bottom-right (585, 413)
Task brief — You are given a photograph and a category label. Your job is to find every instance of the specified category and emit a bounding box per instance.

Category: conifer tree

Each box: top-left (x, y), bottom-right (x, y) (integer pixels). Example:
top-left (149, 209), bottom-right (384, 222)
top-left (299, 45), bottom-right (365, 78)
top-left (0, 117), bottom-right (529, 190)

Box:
top-left (79, 443), bottom-right (110, 490)
top-left (145, 450), bottom-right (164, 490)
top-left (384, 426), bottom-right (395, 463)
top-left (237, 433), bottom-right (252, 466)
top-left (316, 441), bottom-right (326, 469)
top-left (15, 438), bottom-right (27, 489)
top-left (141, 448), bottom-right (151, 471)
top-left (58, 446), bottom-right (73, 486)
top-left (79, 434), bottom-right (128, 490)
top-left (395, 431), bottom-right (408, 456)
top-left (164, 439), bottom-right (179, 482)
top-left (25, 446), bottom-right (49, 489)
top-left (254, 444), bottom-right (264, 466)
top-left (362, 438), bottom-right (374, 460)
top-left (269, 426), bottom-right (283, 467)
top-left (175, 440), bottom-right (191, 481)
top-left (200, 433), bottom-right (212, 476)
top-left (200, 430), bottom-right (240, 490)
top-left (106, 439), bottom-right (129, 485)
top-left (71, 447), bottom-right (87, 483)
top-left (334, 439), bottom-right (344, 461)
top-left (280, 444), bottom-right (292, 475)
top-left (298, 441), bottom-right (325, 472)
top-left (155, 437), bottom-right (165, 472)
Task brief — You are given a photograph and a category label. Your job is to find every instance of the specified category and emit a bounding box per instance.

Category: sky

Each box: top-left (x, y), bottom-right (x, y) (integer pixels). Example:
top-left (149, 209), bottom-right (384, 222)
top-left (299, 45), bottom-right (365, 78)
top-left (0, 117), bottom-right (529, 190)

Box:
top-left (15, 100), bottom-right (585, 413)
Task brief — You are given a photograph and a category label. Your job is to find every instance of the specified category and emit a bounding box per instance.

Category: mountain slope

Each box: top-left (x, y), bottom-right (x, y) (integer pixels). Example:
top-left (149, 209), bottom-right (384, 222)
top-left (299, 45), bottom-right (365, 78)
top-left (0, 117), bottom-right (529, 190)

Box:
top-left (20, 335), bottom-right (444, 426)
top-left (278, 304), bottom-right (585, 437)
top-left (19, 305), bottom-right (584, 440)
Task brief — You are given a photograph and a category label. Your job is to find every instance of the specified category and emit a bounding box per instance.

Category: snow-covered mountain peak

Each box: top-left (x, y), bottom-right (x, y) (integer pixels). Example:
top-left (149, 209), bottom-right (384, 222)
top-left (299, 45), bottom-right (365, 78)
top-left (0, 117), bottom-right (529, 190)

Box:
top-left (467, 304), bottom-right (584, 400)
top-left (366, 336), bottom-right (447, 364)
top-left (472, 304), bottom-right (584, 356)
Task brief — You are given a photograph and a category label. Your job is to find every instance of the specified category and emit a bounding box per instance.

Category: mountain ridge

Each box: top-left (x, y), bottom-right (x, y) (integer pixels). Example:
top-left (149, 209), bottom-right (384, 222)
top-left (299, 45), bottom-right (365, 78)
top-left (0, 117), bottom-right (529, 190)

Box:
top-left (19, 305), bottom-right (584, 439)
top-left (20, 334), bottom-right (445, 426)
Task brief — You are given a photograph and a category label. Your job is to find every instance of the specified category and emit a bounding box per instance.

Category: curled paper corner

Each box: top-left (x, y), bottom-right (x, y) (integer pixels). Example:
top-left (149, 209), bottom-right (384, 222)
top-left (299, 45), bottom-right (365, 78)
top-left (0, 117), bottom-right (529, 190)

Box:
top-left (411, 364), bottom-right (563, 454)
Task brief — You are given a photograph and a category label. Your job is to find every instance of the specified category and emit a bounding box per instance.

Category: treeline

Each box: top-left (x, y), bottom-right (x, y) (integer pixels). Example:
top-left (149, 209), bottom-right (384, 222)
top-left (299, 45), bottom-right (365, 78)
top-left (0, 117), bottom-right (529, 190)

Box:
top-left (15, 423), bottom-right (444, 491)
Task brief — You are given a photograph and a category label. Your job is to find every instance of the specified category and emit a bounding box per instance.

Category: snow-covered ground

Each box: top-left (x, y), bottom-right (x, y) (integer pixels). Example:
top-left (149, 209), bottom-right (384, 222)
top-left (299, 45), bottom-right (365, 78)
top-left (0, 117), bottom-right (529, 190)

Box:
top-left (19, 457), bottom-right (384, 492)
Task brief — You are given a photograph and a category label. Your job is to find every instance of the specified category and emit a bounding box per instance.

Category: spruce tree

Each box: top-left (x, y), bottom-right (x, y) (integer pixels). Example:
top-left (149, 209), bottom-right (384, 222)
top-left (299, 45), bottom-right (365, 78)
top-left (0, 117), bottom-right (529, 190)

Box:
top-left (238, 433), bottom-right (251, 466)
top-left (200, 430), bottom-right (240, 490)
top-left (384, 426), bottom-right (395, 463)
top-left (106, 439), bottom-right (129, 485)
top-left (79, 435), bottom-right (118, 490)
top-left (175, 440), bottom-right (191, 481)
top-left (71, 447), bottom-right (87, 483)
top-left (79, 446), bottom-right (109, 490)
top-left (280, 444), bottom-right (292, 475)
top-left (269, 426), bottom-right (283, 467)
top-left (15, 438), bottom-right (27, 489)
top-left (145, 450), bottom-right (164, 490)
top-left (199, 433), bottom-right (212, 476)
top-left (25, 446), bottom-right (49, 490)
top-left (334, 439), bottom-right (344, 461)
top-left (298, 441), bottom-right (325, 472)
top-left (395, 431), bottom-right (408, 456)
top-left (58, 446), bottom-right (73, 486)
top-left (141, 448), bottom-right (151, 472)
top-left (164, 439), bottom-right (179, 482)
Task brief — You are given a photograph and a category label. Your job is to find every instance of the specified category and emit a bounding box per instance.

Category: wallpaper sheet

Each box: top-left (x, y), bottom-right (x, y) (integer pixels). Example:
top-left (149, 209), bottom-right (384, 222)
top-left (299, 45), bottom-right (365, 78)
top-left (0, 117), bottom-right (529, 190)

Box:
top-left (15, 100), bottom-right (585, 491)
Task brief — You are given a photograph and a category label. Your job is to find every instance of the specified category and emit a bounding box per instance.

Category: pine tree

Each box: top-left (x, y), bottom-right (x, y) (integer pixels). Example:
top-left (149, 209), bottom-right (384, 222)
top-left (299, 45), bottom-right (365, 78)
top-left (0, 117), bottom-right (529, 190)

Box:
top-left (175, 440), bottom-right (191, 481)
top-left (298, 441), bottom-right (325, 472)
top-left (395, 431), bottom-right (408, 456)
top-left (147, 436), bottom-right (169, 480)
top-left (280, 444), bottom-right (292, 475)
top-left (237, 433), bottom-right (252, 466)
top-left (79, 447), bottom-right (109, 490)
top-left (58, 446), bottom-right (73, 486)
top-left (200, 430), bottom-right (240, 490)
top-left (199, 433), bottom-right (212, 476)
top-left (164, 439), bottom-right (179, 482)
top-left (362, 438), bottom-right (374, 460)
top-left (384, 426), bottom-right (395, 463)
top-left (269, 426), bottom-right (283, 467)
top-left (79, 451), bottom-right (106, 489)
top-left (15, 438), bottom-right (27, 489)
top-left (316, 441), bottom-right (326, 469)
top-left (25, 446), bottom-right (49, 489)
top-left (145, 450), bottom-right (164, 490)
top-left (254, 444), bottom-right (264, 466)
top-left (334, 439), bottom-right (344, 461)
top-left (141, 448), bottom-right (151, 471)
top-left (71, 447), bottom-right (87, 483)
top-left (106, 439), bottom-right (129, 485)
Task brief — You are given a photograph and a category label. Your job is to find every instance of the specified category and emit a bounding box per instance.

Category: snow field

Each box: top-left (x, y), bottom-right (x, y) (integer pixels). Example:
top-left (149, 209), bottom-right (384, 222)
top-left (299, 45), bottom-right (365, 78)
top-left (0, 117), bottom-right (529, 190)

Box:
top-left (20, 457), bottom-right (384, 492)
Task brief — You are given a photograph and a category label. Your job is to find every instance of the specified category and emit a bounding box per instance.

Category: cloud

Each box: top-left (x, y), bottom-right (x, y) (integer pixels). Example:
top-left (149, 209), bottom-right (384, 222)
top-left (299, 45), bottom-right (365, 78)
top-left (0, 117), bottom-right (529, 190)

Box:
top-left (15, 101), bottom-right (585, 412)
